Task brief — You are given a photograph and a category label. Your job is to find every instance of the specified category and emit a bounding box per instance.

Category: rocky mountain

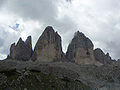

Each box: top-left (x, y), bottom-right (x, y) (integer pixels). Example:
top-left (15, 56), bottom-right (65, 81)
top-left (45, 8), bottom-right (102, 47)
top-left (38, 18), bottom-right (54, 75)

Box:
top-left (94, 48), bottom-right (113, 64)
top-left (9, 36), bottom-right (33, 61)
top-left (31, 26), bottom-right (65, 62)
top-left (66, 31), bottom-right (101, 65)
top-left (1, 26), bottom-right (120, 90)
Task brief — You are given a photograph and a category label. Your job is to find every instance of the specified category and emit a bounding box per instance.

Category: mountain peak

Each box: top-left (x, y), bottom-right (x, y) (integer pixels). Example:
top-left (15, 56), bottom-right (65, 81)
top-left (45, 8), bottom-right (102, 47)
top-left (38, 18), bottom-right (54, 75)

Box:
top-left (9, 36), bottom-right (33, 60)
top-left (66, 31), bottom-right (97, 65)
top-left (71, 31), bottom-right (94, 50)
top-left (25, 36), bottom-right (32, 46)
top-left (74, 31), bottom-right (85, 38)
top-left (31, 26), bottom-right (64, 62)
top-left (94, 48), bottom-right (113, 64)
top-left (44, 26), bottom-right (54, 33)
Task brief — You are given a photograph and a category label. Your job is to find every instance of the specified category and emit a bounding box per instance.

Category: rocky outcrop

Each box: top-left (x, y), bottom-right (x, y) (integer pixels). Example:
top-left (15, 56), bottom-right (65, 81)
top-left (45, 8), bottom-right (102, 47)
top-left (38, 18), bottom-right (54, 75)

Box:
top-left (9, 36), bottom-right (33, 60)
top-left (66, 31), bottom-right (101, 65)
top-left (94, 48), bottom-right (105, 64)
top-left (25, 36), bottom-right (33, 53)
top-left (94, 48), bottom-right (113, 64)
top-left (31, 26), bottom-right (64, 62)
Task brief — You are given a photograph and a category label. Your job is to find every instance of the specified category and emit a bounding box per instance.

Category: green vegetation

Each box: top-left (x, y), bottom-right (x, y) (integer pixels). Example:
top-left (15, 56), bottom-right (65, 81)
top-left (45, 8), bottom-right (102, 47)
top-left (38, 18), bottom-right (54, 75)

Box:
top-left (0, 70), bottom-right (92, 90)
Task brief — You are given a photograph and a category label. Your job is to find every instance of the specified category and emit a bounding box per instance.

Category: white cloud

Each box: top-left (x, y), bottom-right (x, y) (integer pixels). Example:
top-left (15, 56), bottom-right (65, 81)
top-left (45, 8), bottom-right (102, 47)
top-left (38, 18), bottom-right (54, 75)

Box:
top-left (0, 53), bottom-right (6, 60)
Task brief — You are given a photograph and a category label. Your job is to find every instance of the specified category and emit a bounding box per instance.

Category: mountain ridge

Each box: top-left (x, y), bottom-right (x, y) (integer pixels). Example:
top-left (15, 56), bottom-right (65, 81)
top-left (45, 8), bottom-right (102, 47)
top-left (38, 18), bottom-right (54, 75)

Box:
top-left (1, 26), bottom-right (120, 90)
top-left (8, 26), bottom-right (114, 65)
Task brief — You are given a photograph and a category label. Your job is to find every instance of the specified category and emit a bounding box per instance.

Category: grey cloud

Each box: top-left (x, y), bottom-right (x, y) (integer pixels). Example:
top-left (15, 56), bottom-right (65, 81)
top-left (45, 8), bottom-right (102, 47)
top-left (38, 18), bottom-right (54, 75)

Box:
top-left (0, 0), bottom-right (6, 8)
top-left (3, 0), bottom-right (77, 51)
top-left (5, 0), bottom-right (59, 23)
top-left (0, 38), bottom-right (4, 47)
top-left (0, 26), bottom-right (20, 56)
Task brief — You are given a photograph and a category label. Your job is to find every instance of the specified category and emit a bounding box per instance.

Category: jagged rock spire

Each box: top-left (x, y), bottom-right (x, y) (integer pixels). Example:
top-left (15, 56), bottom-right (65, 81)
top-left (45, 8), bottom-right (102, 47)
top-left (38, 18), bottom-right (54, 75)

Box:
top-left (94, 48), bottom-right (113, 64)
top-left (66, 31), bottom-right (100, 65)
top-left (9, 43), bottom-right (16, 58)
top-left (9, 36), bottom-right (33, 60)
top-left (31, 26), bottom-right (64, 62)
top-left (7, 26), bottom-right (112, 65)
top-left (25, 36), bottom-right (33, 56)
top-left (73, 31), bottom-right (93, 50)
top-left (94, 48), bottom-right (105, 64)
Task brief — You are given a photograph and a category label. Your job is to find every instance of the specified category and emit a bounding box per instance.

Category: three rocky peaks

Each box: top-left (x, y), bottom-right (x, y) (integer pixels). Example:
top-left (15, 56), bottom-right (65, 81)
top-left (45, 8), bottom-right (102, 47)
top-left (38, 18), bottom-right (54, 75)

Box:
top-left (8, 26), bottom-right (113, 65)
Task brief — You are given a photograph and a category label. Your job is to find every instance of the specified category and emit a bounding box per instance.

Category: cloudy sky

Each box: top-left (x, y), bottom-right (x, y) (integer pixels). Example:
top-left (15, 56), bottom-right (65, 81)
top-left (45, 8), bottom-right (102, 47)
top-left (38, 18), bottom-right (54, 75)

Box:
top-left (0, 0), bottom-right (120, 60)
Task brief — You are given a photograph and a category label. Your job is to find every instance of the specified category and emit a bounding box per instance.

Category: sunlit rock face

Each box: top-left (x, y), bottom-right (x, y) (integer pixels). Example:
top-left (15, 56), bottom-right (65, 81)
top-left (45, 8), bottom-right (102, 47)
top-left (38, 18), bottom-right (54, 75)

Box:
top-left (9, 36), bottom-right (33, 61)
top-left (31, 26), bottom-right (64, 62)
top-left (66, 31), bottom-right (101, 65)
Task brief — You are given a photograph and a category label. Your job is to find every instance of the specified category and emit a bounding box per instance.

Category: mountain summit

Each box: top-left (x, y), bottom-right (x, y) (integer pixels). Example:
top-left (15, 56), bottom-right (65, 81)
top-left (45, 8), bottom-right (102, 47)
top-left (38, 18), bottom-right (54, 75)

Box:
top-left (9, 36), bottom-right (33, 60)
top-left (31, 26), bottom-right (64, 62)
top-left (66, 31), bottom-right (101, 65)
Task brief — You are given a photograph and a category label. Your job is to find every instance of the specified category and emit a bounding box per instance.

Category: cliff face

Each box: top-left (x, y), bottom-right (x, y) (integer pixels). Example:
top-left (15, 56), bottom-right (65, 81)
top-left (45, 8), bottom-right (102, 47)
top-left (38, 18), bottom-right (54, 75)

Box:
top-left (94, 48), bottom-right (113, 64)
top-left (31, 26), bottom-right (64, 62)
top-left (66, 31), bottom-right (101, 65)
top-left (9, 36), bottom-right (33, 61)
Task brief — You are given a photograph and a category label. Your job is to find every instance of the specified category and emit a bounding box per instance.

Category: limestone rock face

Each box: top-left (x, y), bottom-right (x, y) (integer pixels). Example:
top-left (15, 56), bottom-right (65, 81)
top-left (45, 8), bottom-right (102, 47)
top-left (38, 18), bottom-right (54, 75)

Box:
top-left (32, 26), bottom-right (64, 62)
top-left (9, 36), bottom-right (33, 60)
top-left (25, 36), bottom-right (33, 56)
top-left (94, 48), bottom-right (105, 64)
top-left (9, 43), bottom-right (16, 58)
top-left (66, 31), bottom-right (99, 65)
top-left (94, 48), bottom-right (112, 64)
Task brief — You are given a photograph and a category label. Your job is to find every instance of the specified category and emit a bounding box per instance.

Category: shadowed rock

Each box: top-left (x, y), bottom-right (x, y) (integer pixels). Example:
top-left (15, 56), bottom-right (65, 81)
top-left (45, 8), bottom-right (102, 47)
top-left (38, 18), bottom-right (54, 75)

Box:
top-left (94, 48), bottom-right (105, 64)
top-left (66, 31), bottom-right (101, 65)
top-left (31, 26), bottom-right (64, 62)
top-left (9, 36), bottom-right (33, 61)
top-left (94, 48), bottom-right (113, 64)
top-left (25, 36), bottom-right (33, 56)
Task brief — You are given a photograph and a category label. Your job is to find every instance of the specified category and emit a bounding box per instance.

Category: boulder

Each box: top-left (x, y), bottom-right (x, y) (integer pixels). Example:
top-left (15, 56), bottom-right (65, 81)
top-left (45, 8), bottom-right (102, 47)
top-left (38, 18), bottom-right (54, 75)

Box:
top-left (31, 26), bottom-right (64, 62)
top-left (9, 36), bottom-right (33, 60)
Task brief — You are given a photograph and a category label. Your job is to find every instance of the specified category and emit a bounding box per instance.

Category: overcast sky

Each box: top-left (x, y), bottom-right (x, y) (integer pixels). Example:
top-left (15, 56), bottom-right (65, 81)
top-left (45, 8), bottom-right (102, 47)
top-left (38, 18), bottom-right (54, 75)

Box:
top-left (0, 0), bottom-right (120, 60)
